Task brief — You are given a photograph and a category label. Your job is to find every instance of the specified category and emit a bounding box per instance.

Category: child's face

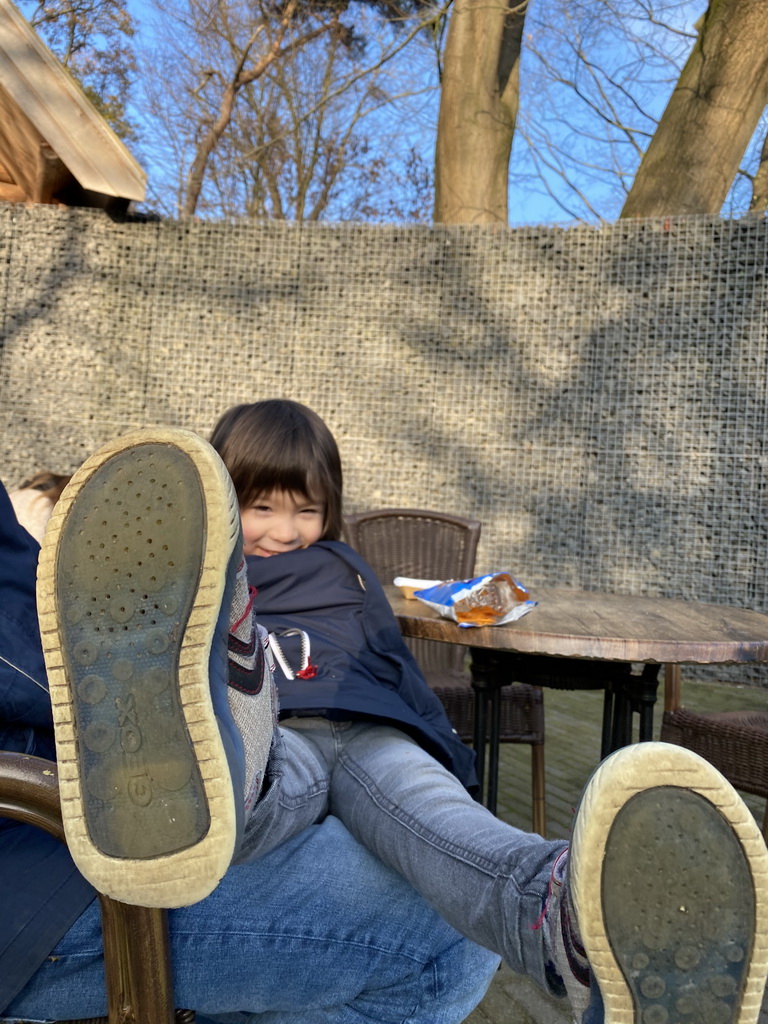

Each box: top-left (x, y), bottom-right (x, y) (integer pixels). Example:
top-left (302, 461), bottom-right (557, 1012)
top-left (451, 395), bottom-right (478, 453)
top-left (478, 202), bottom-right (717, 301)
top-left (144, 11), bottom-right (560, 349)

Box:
top-left (241, 488), bottom-right (325, 557)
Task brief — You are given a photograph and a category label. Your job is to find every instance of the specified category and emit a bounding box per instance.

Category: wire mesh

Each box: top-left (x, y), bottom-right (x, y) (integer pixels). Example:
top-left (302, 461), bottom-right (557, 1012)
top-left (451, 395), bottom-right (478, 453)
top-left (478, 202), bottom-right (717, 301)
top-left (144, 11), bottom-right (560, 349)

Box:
top-left (1, 207), bottom-right (767, 683)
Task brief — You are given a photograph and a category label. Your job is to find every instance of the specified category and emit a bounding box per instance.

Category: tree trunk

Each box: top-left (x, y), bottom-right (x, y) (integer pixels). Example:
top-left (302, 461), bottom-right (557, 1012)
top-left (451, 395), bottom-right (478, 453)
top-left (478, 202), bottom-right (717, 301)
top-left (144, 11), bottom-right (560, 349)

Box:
top-left (748, 127), bottom-right (768, 214)
top-left (433, 0), bottom-right (526, 224)
top-left (183, 81), bottom-right (239, 218)
top-left (622, 0), bottom-right (768, 219)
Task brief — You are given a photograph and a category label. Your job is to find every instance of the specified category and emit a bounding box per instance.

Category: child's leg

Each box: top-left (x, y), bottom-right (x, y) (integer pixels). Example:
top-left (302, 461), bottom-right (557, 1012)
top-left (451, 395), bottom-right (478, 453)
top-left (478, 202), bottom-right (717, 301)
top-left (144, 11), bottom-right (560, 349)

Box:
top-left (288, 718), bottom-right (564, 990)
top-left (292, 719), bottom-right (768, 1023)
top-left (236, 723), bottom-right (334, 862)
top-left (6, 816), bottom-right (500, 1024)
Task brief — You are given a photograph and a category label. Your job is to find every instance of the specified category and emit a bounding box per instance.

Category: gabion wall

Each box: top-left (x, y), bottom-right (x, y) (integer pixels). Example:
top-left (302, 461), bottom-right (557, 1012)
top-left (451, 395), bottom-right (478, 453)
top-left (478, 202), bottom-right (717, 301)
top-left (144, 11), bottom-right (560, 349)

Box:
top-left (2, 205), bottom-right (767, 681)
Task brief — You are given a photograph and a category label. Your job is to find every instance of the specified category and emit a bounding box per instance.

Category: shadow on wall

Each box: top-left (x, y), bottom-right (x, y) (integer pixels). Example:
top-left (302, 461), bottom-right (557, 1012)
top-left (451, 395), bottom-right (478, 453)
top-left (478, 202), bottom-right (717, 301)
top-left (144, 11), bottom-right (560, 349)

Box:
top-left (1, 209), bottom-right (766, 677)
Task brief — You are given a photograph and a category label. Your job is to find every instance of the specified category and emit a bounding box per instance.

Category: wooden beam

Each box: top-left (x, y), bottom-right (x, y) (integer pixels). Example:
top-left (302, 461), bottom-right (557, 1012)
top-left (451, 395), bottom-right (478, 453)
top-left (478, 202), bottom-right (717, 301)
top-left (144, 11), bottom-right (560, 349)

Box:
top-left (0, 85), bottom-right (46, 197)
top-left (32, 141), bottom-right (70, 203)
top-left (0, 181), bottom-right (25, 201)
top-left (0, 85), bottom-right (77, 203)
top-left (0, 0), bottom-right (146, 201)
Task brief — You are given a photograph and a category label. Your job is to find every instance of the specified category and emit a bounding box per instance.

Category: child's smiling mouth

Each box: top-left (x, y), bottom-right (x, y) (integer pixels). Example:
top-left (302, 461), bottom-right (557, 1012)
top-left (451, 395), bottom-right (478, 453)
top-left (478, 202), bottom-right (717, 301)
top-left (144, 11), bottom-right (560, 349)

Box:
top-left (253, 545), bottom-right (302, 557)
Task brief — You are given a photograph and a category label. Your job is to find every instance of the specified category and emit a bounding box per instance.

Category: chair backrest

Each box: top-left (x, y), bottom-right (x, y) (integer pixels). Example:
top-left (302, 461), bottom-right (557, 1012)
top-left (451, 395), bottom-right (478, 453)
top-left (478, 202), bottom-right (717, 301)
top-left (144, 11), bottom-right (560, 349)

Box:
top-left (343, 508), bottom-right (481, 678)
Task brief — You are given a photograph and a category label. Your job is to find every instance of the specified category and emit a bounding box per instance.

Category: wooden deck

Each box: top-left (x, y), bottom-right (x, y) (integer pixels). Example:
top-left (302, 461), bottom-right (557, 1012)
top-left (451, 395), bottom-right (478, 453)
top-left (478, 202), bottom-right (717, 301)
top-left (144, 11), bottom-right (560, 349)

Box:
top-left (463, 675), bottom-right (768, 1023)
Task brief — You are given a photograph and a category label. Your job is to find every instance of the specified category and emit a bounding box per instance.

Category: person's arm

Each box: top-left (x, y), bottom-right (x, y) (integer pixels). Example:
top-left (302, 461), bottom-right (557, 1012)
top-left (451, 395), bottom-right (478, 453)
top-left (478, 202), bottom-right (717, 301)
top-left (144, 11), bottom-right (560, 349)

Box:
top-left (0, 482), bottom-right (54, 744)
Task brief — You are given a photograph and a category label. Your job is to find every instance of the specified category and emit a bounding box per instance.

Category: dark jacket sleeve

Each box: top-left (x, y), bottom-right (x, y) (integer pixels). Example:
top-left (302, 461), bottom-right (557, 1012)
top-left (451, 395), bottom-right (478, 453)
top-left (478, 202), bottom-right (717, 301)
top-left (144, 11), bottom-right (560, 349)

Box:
top-left (324, 542), bottom-right (479, 791)
top-left (0, 482), bottom-right (96, 1012)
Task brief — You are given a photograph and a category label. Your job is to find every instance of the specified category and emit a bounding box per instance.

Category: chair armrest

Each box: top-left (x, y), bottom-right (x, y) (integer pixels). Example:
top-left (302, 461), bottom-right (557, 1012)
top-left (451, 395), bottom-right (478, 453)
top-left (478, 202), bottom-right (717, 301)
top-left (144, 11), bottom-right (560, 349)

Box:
top-left (0, 750), bottom-right (64, 842)
top-left (0, 750), bottom-right (176, 1024)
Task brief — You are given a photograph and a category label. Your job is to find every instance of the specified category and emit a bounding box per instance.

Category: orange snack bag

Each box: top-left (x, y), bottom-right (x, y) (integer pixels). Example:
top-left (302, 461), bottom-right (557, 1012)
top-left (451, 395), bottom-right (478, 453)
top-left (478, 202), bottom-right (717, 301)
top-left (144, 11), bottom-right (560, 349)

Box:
top-left (413, 572), bottom-right (536, 628)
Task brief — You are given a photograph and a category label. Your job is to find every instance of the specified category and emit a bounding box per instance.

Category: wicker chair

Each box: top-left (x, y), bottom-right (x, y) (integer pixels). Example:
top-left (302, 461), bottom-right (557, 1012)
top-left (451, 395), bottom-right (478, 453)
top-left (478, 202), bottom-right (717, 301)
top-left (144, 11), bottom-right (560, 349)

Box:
top-left (0, 750), bottom-right (184, 1024)
top-left (660, 666), bottom-right (768, 839)
top-left (343, 508), bottom-right (546, 834)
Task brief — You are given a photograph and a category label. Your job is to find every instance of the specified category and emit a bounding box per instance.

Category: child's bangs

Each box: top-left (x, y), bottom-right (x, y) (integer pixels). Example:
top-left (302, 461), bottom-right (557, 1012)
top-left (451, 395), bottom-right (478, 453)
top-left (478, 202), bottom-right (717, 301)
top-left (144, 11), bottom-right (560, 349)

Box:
top-left (269, 460), bottom-right (327, 504)
top-left (252, 438), bottom-right (328, 505)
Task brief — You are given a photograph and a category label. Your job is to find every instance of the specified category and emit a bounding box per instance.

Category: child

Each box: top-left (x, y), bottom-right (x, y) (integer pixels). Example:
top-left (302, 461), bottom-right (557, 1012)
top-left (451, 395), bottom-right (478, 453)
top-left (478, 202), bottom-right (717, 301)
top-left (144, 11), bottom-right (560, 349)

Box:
top-left (4, 431), bottom-right (499, 1024)
top-left (210, 398), bottom-right (768, 1024)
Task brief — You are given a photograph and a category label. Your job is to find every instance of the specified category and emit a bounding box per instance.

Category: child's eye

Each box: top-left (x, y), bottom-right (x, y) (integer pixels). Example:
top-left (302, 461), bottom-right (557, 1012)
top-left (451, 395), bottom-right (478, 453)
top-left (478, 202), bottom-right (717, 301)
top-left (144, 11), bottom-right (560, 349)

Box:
top-left (301, 507), bottom-right (323, 517)
top-left (252, 505), bottom-right (272, 514)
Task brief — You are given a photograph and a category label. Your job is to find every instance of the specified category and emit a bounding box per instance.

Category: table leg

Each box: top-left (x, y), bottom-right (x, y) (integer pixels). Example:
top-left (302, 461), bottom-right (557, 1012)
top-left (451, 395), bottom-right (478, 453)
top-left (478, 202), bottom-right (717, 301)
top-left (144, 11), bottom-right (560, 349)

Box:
top-left (468, 650), bottom-right (659, 803)
top-left (636, 663), bottom-right (660, 740)
top-left (486, 683), bottom-right (502, 815)
top-left (605, 664), bottom-right (661, 755)
top-left (469, 650), bottom-right (504, 809)
top-left (610, 679), bottom-right (634, 752)
top-left (600, 685), bottom-right (615, 759)
top-left (472, 678), bottom-right (488, 801)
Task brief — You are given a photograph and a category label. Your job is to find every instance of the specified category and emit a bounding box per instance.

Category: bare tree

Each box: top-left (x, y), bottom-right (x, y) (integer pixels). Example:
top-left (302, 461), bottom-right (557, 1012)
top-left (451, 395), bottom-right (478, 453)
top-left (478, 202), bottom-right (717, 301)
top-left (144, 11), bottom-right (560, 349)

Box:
top-left (622, 0), bottom-right (768, 217)
top-left (137, 0), bottom-right (442, 218)
top-left (435, 0), bottom-right (768, 224)
top-left (433, 0), bottom-right (527, 223)
top-left (180, 0), bottom-right (337, 217)
top-left (210, 14), bottom-right (436, 220)
top-left (747, 126), bottom-right (768, 216)
top-left (515, 0), bottom-right (691, 222)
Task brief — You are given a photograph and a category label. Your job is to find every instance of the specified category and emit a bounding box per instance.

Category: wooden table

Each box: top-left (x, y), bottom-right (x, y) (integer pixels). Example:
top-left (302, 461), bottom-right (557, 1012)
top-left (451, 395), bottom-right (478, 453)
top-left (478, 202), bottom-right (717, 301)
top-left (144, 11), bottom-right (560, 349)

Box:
top-left (387, 585), bottom-right (768, 811)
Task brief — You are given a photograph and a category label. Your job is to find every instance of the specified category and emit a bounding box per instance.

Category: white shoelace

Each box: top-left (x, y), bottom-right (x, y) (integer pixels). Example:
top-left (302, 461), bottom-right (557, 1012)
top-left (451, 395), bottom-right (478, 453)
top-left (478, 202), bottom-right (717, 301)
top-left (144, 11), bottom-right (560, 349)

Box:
top-left (267, 628), bottom-right (312, 680)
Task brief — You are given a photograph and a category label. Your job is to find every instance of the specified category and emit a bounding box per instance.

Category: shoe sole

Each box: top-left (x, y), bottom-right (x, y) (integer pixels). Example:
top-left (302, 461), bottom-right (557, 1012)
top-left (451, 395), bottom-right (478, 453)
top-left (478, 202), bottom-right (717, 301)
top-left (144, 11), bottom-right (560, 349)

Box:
top-left (570, 742), bottom-right (768, 1024)
top-left (37, 428), bottom-right (240, 907)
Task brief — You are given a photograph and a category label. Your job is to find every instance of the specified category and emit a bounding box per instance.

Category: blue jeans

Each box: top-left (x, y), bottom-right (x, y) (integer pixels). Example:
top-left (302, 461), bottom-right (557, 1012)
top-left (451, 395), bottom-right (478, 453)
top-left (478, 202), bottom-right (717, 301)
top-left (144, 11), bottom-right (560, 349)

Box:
top-left (6, 816), bottom-right (497, 1024)
top-left (240, 718), bottom-right (568, 994)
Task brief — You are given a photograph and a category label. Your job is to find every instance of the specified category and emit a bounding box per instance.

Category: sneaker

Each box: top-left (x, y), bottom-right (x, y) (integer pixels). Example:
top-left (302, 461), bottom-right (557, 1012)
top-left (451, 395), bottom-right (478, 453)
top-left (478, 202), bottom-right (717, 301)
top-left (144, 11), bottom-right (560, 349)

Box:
top-left (226, 557), bottom-right (278, 816)
top-left (560, 742), bottom-right (768, 1023)
top-left (37, 428), bottom-right (272, 908)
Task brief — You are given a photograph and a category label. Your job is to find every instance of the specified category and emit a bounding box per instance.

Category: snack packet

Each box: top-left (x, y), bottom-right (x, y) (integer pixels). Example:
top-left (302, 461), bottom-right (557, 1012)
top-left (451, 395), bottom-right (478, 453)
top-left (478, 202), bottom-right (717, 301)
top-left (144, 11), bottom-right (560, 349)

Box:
top-left (411, 572), bottom-right (536, 628)
top-left (393, 577), bottom-right (441, 600)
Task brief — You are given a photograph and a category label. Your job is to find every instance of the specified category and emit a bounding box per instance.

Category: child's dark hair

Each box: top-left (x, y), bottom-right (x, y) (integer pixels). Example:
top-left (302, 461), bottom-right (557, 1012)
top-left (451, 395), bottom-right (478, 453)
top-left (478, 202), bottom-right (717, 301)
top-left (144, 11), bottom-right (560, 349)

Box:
top-left (210, 399), bottom-right (344, 541)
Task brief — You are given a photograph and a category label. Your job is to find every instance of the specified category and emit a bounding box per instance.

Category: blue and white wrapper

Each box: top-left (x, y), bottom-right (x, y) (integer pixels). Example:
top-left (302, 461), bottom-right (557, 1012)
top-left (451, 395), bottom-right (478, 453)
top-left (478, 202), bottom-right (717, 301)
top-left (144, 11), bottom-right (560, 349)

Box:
top-left (412, 572), bottom-right (537, 628)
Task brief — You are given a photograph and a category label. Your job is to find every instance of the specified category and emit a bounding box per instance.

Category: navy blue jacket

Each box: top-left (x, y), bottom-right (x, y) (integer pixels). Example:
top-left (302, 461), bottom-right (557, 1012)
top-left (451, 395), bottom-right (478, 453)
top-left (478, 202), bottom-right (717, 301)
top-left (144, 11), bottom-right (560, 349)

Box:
top-left (247, 541), bottom-right (478, 791)
top-left (0, 483), bottom-right (95, 1012)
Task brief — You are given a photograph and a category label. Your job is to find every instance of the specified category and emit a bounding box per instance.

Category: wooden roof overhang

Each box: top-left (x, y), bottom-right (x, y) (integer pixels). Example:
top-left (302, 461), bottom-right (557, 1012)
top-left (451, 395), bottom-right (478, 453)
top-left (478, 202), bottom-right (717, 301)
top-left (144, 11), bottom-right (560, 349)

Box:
top-left (0, 0), bottom-right (146, 209)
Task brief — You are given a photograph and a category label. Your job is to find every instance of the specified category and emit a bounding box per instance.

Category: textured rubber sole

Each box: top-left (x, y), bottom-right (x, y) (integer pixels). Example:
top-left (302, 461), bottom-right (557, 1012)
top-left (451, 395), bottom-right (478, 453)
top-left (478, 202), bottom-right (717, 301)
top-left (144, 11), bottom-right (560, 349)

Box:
top-left (37, 428), bottom-right (241, 907)
top-left (570, 743), bottom-right (768, 1024)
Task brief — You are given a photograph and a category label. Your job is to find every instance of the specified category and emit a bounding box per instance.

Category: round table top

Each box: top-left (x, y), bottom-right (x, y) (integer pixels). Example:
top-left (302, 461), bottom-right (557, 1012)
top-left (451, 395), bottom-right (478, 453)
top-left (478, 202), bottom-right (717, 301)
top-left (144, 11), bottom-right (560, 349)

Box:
top-left (386, 585), bottom-right (768, 664)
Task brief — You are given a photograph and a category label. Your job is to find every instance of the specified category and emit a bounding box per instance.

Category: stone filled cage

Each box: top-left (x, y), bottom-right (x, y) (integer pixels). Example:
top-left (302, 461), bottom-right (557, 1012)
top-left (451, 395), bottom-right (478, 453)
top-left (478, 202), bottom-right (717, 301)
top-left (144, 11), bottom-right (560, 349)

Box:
top-left (1, 205), bottom-right (767, 681)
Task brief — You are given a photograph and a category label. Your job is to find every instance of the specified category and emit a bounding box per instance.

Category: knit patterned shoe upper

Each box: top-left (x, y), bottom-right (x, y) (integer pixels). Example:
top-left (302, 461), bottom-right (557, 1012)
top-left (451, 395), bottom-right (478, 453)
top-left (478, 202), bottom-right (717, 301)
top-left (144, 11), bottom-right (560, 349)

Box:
top-left (568, 742), bottom-right (768, 1024)
top-left (226, 555), bottom-right (277, 817)
top-left (37, 428), bottom-right (251, 908)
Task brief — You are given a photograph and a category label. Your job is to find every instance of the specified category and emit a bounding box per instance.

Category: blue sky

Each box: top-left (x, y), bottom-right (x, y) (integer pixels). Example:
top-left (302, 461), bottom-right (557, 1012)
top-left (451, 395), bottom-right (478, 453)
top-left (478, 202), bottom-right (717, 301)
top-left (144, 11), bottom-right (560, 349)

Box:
top-left (120, 0), bottom-right (763, 225)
